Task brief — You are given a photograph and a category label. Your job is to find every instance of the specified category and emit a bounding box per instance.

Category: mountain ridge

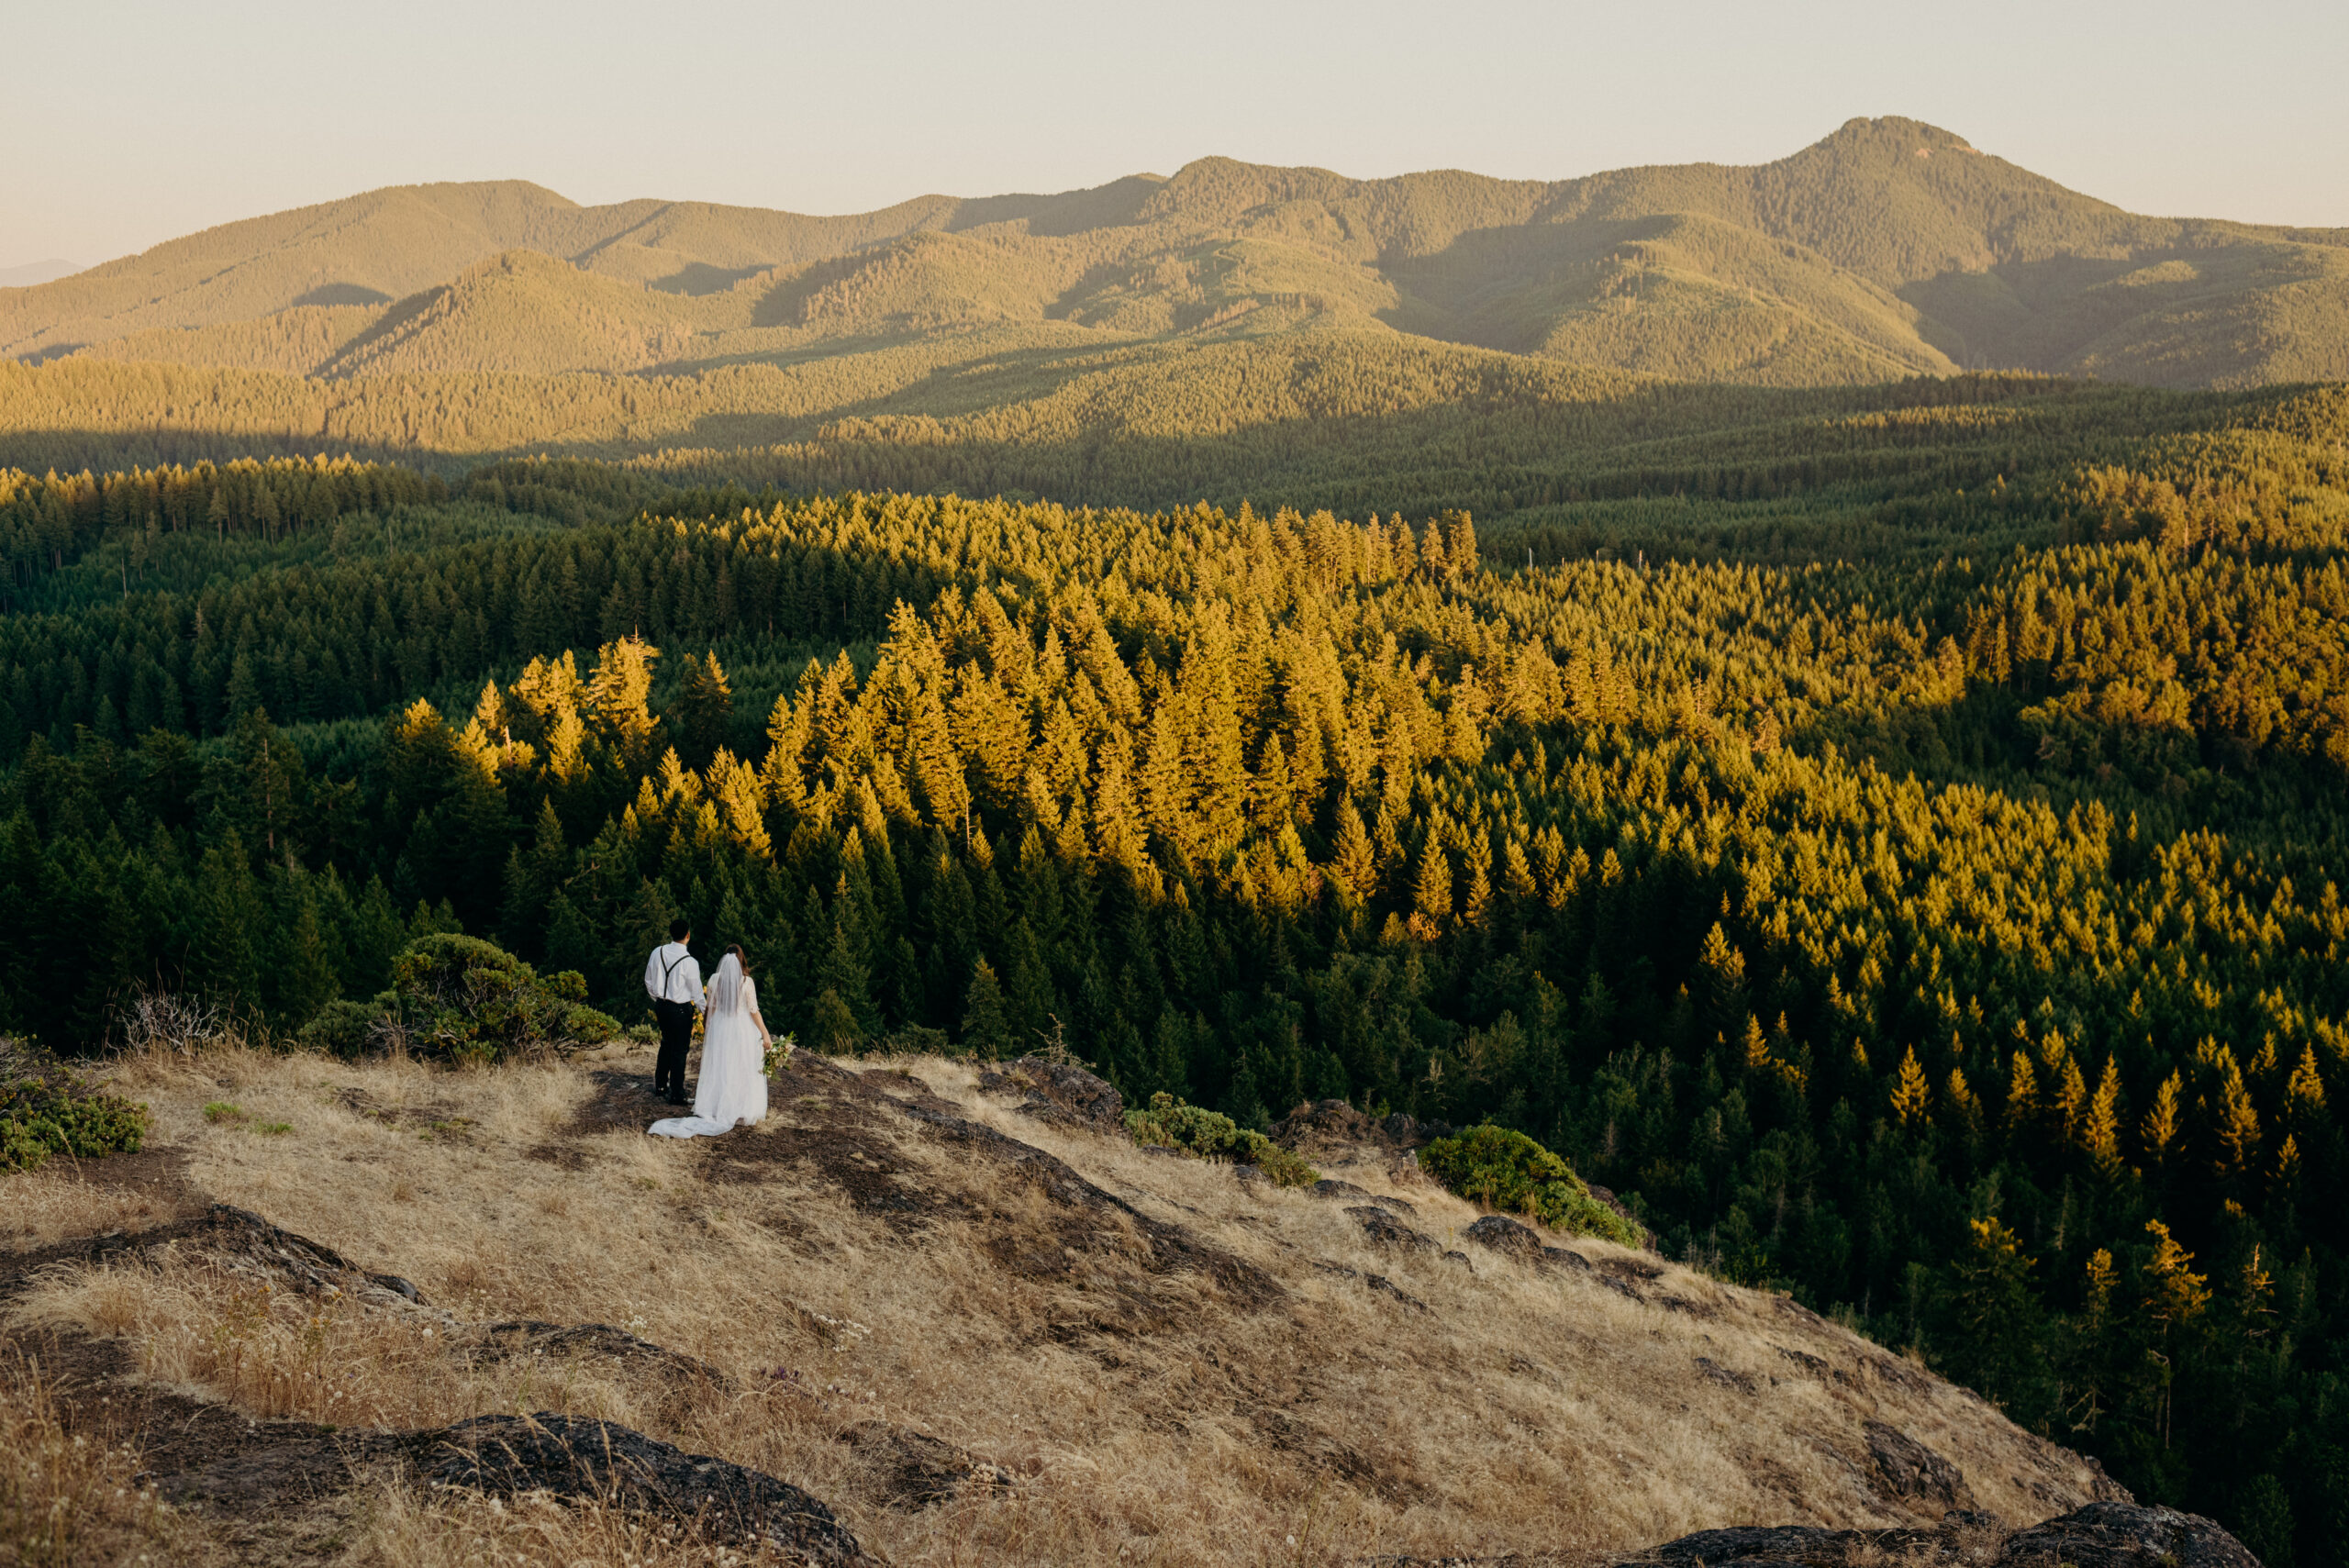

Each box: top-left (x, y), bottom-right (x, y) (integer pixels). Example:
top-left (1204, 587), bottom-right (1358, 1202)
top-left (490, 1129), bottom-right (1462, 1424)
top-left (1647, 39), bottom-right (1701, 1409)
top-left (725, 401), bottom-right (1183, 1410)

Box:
top-left (7, 117), bottom-right (2348, 389)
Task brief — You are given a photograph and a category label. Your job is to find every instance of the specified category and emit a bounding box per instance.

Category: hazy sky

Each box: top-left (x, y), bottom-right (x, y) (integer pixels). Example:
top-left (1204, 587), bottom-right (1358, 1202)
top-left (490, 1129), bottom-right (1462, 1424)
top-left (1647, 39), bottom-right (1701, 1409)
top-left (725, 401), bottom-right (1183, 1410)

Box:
top-left (6, 0), bottom-right (2345, 267)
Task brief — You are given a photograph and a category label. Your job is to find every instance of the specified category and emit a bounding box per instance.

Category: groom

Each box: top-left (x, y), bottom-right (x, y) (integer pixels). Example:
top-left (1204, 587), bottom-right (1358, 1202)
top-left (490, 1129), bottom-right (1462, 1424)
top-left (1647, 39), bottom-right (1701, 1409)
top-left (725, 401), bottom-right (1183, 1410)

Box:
top-left (643, 917), bottom-right (703, 1106)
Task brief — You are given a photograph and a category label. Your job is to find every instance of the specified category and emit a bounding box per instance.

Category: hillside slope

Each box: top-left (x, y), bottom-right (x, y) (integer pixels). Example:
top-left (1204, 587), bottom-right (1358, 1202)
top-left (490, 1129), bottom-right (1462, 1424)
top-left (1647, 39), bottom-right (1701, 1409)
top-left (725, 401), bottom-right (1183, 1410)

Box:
top-left (0, 1040), bottom-right (2126, 1563)
top-left (6, 117), bottom-right (2344, 388)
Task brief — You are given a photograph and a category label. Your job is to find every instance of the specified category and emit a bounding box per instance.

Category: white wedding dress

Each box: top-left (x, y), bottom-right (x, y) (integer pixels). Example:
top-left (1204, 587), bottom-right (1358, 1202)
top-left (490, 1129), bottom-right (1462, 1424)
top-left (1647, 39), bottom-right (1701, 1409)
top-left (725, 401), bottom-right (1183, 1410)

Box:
top-left (650, 957), bottom-right (768, 1138)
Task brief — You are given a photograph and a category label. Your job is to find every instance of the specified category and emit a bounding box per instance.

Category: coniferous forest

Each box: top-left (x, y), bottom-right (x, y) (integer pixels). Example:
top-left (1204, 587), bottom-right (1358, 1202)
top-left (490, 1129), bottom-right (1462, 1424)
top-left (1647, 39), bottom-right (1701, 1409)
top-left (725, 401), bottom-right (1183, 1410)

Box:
top-left (5, 362), bottom-right (2349, 1560)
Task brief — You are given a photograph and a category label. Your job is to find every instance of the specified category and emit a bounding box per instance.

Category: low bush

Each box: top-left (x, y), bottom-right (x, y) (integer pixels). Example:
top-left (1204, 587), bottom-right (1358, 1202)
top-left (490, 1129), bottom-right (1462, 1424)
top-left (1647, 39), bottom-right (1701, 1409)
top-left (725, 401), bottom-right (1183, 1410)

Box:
top-left (379, 935), bottom-right (618, 1065)
top-left (0, 1041), bottom-right (150, 1173)
top-left (294, 998), bottom-right (376, 1059)
top-left (1126, 1092), bottom-right (1319, 1188)
top-left (1418, 1124), bottom-right (1645, 1248)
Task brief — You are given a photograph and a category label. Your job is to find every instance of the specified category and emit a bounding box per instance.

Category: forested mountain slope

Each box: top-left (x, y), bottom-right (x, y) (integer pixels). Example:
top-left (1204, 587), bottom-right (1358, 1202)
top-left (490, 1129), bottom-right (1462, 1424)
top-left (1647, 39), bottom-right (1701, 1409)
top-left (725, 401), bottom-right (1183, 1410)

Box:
top-left (4, 375), bottom-right (2349, 1559)
top-left (7, 117), bottom-right (2346, 389)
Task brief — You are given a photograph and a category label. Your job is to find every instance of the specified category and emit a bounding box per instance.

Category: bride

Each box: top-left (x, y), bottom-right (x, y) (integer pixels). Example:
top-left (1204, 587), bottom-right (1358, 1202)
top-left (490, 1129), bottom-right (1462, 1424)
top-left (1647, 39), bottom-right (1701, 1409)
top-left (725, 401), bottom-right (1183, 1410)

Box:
top-left (650, 946), bottom-right (770, 1138)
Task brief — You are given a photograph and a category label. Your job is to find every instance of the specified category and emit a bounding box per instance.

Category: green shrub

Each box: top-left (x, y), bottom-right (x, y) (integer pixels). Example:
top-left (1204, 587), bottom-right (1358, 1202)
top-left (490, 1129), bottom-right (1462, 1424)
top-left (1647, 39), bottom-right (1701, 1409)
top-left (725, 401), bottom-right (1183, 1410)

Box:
top-left (382, 934), bottom-right (618, 1065)
top-left (1126, 1092), bottom-right (1319, 1188)
top-left (203, 1101), bottom-right (245, 1124)
top-left (0, 1041), bottom-right (150, 1173)
top-left (1418, 1124), bottom-right (1645, 1248)
top-left (295, 998), bottom-right (376, 1059)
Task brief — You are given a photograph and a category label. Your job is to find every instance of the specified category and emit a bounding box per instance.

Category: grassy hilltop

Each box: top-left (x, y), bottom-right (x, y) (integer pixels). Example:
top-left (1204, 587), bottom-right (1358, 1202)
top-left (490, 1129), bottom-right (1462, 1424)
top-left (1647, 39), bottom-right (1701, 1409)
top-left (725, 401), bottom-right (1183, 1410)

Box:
top-left (1, 1035), bottom-right (2123, 1563)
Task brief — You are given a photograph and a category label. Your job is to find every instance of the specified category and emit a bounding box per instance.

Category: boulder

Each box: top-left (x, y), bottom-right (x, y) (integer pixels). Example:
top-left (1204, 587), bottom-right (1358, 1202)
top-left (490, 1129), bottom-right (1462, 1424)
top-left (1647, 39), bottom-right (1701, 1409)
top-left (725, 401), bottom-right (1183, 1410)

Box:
top-left (2002, 1503), bottom-right (2260, 1568)
top-left (1462, 1214), bottom-right (1543, 1259)
top-left (977, 1055), bottom-right (1124, 1132)
top-left (1347, 1206), bottom-right (1438, 1253)
top-left (1310, 1177), bottom-right (1372, 1199)
top-left (1356, 1505), bottom-right (2263, 1568)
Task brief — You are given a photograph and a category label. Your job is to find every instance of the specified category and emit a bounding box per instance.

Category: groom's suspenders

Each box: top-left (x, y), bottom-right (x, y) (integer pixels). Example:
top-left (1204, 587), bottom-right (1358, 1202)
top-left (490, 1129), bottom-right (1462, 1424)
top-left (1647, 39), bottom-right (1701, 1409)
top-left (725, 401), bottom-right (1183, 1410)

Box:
top-left (659, 947), bottom-right (690, 1003)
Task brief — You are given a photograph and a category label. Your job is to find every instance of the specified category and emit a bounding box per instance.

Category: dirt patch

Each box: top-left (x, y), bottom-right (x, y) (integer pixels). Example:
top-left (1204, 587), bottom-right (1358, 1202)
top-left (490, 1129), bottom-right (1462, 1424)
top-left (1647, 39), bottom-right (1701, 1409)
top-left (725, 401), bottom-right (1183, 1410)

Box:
top-left (28, 1142), bottom-right (206, 1219)
top-left (702, 1053), bottom-right (971, 1233)
top-left (897, 1095), bottom-right (1284, 1314)
top-left (560, 1065), bottom-right (690, 1138)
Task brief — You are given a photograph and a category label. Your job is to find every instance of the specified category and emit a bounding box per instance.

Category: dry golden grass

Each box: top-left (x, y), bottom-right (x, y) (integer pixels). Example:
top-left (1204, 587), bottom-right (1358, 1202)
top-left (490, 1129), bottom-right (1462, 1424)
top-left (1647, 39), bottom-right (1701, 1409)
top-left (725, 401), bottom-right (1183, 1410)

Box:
top-left (0, 1170), bottom-right (168, 1253)
top-left (0, 1041), bottom-right (2112, 1566)
top-left (0, 1351), bottom-right (180, 1567)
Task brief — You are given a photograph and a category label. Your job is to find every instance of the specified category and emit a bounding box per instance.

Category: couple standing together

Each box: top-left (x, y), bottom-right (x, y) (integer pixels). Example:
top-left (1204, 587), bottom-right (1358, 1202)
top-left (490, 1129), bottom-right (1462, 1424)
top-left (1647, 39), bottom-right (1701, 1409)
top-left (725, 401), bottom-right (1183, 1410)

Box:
top-left (642, 918), bottom-right (772, 1139)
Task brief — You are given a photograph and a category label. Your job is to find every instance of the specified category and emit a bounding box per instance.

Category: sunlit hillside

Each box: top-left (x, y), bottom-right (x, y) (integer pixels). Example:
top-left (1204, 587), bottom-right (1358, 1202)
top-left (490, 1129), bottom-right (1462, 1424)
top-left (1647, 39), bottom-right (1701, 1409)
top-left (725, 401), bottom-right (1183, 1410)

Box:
top-left (7, 117), bottom-right (2347, 390)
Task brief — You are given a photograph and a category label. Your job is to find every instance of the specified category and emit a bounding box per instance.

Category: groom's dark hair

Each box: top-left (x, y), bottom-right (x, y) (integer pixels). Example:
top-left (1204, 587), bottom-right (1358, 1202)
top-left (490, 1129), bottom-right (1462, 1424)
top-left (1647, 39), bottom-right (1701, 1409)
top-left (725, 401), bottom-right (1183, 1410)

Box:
top-left (668, 917), bottom-right (690, 941)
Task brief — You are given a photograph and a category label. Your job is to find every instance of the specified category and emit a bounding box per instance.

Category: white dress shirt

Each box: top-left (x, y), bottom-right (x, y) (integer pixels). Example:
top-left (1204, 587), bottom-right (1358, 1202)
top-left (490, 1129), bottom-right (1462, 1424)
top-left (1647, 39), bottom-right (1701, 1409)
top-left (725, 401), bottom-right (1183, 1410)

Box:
top-left (644, 943), bottom-right (704, 1009)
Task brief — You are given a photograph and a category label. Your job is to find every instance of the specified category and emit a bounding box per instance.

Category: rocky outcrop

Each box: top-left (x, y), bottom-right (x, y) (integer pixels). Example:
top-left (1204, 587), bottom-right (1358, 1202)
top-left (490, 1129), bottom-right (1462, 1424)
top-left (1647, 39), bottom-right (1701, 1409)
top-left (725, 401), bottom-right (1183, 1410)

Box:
top-left (977, 1054), bottom-right (1124, 1131)
top-left (1864, 1418), bottom-right (1974, 1510)
top-left (1370, 1504), bottom-right (2259, 1568)
top-left (0, 1201), bottom-right (429, 1310)
top-left (1348, 1205), bottom-right (1439, 1253)
top-left (429, 1412), bottom-right (865, 1562)
top-left (1275, 1098), bottom-right (1456, 1157)
top-left (1462, 1214), bottom-right (1592, 1273)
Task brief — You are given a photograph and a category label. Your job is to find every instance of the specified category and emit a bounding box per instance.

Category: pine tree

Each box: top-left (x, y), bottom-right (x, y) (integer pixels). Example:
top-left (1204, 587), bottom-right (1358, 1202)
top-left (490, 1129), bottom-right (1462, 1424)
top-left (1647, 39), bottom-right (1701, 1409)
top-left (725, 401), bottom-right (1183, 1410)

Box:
top-left (1891, 1046), bottom-right (1932, 1126)
top-left (1411, 842), bottom-right (1452, 935)
top-left (674, 651), bottom-right (734, 768)
top-left (963, 956), bottom-right (1014, 1060)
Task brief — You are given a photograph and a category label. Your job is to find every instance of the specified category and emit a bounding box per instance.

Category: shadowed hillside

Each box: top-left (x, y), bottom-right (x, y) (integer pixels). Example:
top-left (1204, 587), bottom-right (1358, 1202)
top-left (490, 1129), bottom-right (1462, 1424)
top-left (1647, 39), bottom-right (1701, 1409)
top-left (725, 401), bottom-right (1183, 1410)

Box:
top-left (7, 117), bottom-right (2346, 390)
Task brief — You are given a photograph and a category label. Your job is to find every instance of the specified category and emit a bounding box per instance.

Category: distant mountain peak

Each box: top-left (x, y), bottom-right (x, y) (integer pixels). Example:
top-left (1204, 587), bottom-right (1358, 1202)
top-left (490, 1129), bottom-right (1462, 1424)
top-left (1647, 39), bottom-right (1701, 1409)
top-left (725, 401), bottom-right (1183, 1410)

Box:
top-left (7, 121), bottom-right (2345, 389)
top-left (0, 258), bottom-right (83, 289)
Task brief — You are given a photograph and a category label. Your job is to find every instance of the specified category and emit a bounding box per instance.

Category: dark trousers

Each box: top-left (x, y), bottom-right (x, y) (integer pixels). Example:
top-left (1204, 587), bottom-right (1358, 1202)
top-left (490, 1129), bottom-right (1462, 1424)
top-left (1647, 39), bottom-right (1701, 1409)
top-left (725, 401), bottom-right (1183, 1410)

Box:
top-left (653, 998), bottom-right (694, 1101)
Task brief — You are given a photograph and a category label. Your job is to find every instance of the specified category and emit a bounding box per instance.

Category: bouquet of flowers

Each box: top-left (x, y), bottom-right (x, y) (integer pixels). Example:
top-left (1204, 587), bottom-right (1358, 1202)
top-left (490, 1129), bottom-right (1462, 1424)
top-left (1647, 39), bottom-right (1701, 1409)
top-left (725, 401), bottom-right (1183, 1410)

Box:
top-left (763, 1033), bottom-right (796, 1077)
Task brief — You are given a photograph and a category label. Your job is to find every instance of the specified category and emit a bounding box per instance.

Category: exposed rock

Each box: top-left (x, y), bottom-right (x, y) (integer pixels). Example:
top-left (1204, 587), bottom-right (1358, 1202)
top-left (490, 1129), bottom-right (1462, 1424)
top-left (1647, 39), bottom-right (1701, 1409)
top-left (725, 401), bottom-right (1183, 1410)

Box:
top-left (1442, 1250), bottom-right (1474, 1271)
top-left (1865, 1418), bottom-right (1974, 1509)
top-left (839, 1419), bottom-right (1018, 1507)
top-left (893, 1093), bottom-right (1285, 1310)
top-left (1459, 1216), bottom-right (1589, 1276)
top-left (1275, 1098), bottom-right (1383, 1152)
top-left (1694, 1356), bottom-right (1757, 1395)
top-left (0, 1202), bottom-right (433, 1313)
top-left (429, 1411), bottom-right (865, 1561)
top-left (1366, 1273), bottom-right (1430, 1312)
top-left (977, 1053), bottom-right (1124, 1132)
top-left (1375, 1112), bottom-right (1457, 1148)
top-left (1462, 1214), bottom-right (1543, 1259)
top-left (473, 1319), bottom-right (730, 1391)
top-left (1275, 1100), bottom-right (1465, 1158)
top-left (1346, 1205), bottom-right (1437, 1253)
top-left (1366, 1504), bottom-right (2257, 1568)
top-left (2003, 1501), bottom-right (2258, 1568)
